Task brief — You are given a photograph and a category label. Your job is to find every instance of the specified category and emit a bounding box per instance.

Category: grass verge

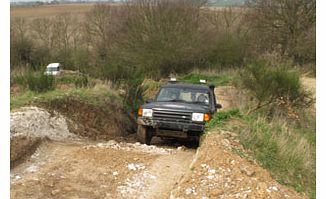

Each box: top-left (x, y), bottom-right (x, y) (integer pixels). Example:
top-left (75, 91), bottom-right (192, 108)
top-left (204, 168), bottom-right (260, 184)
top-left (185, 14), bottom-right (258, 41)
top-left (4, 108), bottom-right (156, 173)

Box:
top-left (10, 84), bottom-right (120, 110)
top-left (207, 110), bottom-right (316, 199)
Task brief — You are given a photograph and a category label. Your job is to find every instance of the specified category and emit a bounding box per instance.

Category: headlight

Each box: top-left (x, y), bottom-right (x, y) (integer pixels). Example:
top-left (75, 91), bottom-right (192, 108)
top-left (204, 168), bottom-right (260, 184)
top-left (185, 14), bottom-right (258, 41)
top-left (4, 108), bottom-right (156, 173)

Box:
top-left (142, 109), bottom-right (153, 117)
top-left (192, 113), bottom-right (204, 122)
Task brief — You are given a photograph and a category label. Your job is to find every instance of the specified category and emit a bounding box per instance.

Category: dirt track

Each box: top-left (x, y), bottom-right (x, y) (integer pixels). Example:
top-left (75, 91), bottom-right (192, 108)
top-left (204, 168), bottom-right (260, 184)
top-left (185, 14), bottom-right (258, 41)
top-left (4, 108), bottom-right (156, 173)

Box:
top-left (10, 84), bottom-right (311, 199)
top-left (10, 137), bottom-right (196, 199)
top-left (9, 106), bottom-right (197, 199)
top-left (11, 135), bottom-right (307, 199)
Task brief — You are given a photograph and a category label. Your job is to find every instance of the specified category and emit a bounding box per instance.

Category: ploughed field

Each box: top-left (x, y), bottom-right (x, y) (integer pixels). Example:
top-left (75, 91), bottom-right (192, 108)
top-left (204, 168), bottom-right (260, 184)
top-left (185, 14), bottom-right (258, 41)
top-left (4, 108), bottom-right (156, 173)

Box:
top-left (11, 3), bottom-right (96, 19)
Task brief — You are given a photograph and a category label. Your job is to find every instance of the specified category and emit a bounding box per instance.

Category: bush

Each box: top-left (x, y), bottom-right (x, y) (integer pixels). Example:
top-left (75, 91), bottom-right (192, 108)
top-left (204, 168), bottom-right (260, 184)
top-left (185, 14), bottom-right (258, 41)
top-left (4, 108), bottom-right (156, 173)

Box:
top-left (122, 76), bottom-right (146, 117)
top-left (55, 75), bottom-right (89, 88)
top-left (239, 60), bottom-right (310, 114)
top-left (11, 74), bottom-right (28, 87)
top-left (26, 73), bottom-right (55, 93)
top-left (74, 75), bottom-right (89, 88)
top-left (207, 34), bottom-right (247, 68)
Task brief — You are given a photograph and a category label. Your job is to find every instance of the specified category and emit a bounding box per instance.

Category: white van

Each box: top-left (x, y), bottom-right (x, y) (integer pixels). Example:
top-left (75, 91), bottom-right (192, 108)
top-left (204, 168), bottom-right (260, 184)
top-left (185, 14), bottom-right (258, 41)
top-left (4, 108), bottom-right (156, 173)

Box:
top-left (44, 63), bottom-right (61, 76)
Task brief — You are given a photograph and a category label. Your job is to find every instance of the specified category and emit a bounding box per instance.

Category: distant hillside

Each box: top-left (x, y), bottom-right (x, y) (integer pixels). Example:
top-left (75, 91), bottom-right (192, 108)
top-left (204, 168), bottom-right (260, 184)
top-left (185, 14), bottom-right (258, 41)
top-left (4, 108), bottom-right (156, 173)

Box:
top-left (207, 0), bottom-right (245, 6)
top-left (11, 0), bottom-right (246, 7)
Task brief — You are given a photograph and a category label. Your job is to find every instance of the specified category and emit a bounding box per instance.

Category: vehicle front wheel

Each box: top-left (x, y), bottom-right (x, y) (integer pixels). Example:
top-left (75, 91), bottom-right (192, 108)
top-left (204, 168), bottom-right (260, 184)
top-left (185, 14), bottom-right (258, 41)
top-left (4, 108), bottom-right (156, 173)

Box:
top-left (137, 125), bottom-right (152, 145)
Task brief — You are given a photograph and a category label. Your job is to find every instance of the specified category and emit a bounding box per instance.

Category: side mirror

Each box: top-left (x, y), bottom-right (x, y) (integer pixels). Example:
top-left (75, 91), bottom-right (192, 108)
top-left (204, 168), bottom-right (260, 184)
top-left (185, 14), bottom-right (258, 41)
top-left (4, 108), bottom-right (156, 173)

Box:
top-left (145, 99), bottom-right (153, 103)
top-left (216, 103), bottom-right (222, 109)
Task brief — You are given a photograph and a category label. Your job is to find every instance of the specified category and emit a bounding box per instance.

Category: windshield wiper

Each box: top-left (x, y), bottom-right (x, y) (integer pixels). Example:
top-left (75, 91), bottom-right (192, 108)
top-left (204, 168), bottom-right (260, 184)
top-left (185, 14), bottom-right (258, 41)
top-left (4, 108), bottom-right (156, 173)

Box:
top-left (165, 99), bottom-right (187, 103)
top-left (192, 101), bottom-right (209, 106)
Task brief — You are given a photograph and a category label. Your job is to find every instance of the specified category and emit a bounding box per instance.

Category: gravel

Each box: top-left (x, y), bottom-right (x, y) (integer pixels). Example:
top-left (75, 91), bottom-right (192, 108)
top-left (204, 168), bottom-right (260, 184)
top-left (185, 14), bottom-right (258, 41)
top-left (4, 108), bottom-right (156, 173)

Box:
top-left (117, 170), bottom-right (157, 198)
top-left (83, 140), bottom-right (177, 155)
top-left (11, 106), bottom-right (79, 141)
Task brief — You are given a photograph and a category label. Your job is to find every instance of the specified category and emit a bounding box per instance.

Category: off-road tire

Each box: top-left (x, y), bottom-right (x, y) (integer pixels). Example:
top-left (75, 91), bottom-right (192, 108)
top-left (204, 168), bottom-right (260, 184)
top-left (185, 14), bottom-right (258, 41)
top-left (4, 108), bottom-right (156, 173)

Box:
top-left (137, 125), bottom-right (152, 145)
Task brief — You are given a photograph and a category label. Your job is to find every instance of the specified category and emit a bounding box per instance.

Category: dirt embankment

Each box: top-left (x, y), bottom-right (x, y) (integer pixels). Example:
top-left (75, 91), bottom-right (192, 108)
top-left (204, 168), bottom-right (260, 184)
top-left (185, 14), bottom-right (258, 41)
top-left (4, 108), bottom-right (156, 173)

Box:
top-left (10, 135), bottom-right (43, 169)
top-left (170, 131), bottom-right (307, 199)
top-left (10, 106), bottom-right (79, 167)
top-left (214, 86), bottom-right (248, 111)
top-left (40, 98), bottom-right (136, 140)
top-left (10, 94), bottom-right (136, 167)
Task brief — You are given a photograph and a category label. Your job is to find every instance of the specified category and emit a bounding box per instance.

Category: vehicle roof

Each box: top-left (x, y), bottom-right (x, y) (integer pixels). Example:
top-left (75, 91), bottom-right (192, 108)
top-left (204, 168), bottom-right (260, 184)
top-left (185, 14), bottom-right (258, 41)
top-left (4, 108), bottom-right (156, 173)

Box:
top-left (162, 83), bottom-right (210, 90)
top-left (46, 63), bottom-right (60, 68)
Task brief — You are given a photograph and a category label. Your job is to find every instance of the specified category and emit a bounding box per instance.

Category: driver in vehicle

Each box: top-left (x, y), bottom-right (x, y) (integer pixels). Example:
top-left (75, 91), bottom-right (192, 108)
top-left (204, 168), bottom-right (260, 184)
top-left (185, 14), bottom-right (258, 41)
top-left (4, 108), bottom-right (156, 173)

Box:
top-left (167, 89), bottom-right (180, 101)
top-left (197, 93), bottom-right (209, 104)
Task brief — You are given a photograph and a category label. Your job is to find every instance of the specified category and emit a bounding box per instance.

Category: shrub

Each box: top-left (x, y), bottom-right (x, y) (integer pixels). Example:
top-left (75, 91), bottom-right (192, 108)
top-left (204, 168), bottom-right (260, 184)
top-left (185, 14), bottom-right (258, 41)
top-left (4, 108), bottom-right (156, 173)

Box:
top-left (11, 74), bottom-right (28, 87)
top-left (239, 60), bottom-right (310, 114)
top-left (74, 75), bottom-right (89, 88)
top-left (206, 34), bottom-right (247, 68)
top-left (55, 75), bottom-right (89, 88)
top-left (122, 76), bottom-right (146, 117)
top-left (26, 73), bottom-right (55, 93)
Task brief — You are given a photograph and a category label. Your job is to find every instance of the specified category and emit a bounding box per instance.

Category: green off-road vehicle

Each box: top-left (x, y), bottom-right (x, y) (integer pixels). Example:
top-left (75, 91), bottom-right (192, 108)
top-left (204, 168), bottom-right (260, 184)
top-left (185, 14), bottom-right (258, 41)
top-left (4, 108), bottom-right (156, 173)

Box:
top-left (137, 79), bottom-right (222, 145)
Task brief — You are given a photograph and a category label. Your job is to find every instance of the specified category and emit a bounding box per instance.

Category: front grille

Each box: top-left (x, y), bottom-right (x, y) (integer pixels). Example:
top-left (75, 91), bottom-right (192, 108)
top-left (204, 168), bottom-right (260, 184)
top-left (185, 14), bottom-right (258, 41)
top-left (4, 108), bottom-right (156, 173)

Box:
top-left (152, 109), bottom-right (192, 123)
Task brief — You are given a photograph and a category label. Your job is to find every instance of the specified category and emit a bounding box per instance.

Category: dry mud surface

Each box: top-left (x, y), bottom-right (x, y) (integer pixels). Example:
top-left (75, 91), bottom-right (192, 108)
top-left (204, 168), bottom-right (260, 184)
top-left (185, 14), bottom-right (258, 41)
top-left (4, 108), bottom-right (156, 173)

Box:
top-left (11, 134), bottom-right (307, 199)
top-left (11, 139), bottom-right (195, 199)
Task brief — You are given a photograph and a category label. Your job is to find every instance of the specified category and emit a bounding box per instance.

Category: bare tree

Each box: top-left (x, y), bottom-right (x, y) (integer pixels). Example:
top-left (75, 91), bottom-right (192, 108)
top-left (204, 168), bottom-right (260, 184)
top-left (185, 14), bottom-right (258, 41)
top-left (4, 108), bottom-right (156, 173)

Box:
top-left (113, 0), bottom-right (207, 76)
top-left (84, 4), bottom-right (119, 61)
top-left (30, 18), bottom-right (54, 49)
top-left (50, 14), bottom-right (80, 68)
top-left (246, 0), bottom-right (315, 63)
top-left (11, 18), bottom-right (34, 68)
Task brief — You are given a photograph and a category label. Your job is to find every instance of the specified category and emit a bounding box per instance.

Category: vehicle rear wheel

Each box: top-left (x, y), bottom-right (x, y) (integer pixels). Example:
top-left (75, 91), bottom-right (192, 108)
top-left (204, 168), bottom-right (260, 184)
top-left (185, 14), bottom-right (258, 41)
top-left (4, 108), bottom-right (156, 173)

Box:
top-left (137, 125), bottom-right (152, 145)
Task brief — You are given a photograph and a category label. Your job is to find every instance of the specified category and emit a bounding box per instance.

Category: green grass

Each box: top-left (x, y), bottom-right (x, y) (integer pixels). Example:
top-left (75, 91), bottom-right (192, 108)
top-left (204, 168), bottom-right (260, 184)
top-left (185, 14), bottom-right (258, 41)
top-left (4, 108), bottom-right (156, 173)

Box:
top-left (55, 74), bottom-right (90, 88)
top-left (10, 86), bottom-right (121, 110)
top-left (12, 72), bottom-right (55, 93)
top-left (179, 73), bottom-right (232, 86)
top-left (55, 75), bottom-right (81, 84)
top-left (208, 111), bottom-right (316, 199)
top-left (242, 116), bottom-right (314, 197)
top-left (207, 0), bottom-right (244, 7)
top-left (206, 109), bottom-right (242, 129)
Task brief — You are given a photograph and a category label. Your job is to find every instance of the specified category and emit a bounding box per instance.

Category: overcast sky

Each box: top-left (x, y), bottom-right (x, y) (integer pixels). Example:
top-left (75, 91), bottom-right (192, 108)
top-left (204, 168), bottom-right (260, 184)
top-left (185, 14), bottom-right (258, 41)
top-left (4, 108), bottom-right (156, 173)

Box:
top-left (11, 0), bottom-right (63, 1)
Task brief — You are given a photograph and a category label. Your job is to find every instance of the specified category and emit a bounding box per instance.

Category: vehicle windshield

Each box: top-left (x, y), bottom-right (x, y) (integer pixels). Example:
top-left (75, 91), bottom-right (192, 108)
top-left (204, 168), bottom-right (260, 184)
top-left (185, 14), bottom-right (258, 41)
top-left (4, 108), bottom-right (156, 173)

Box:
top-left (46, 67), bottom-right (60, 72)
top-left (156, 87), bottom-right (210, 105)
